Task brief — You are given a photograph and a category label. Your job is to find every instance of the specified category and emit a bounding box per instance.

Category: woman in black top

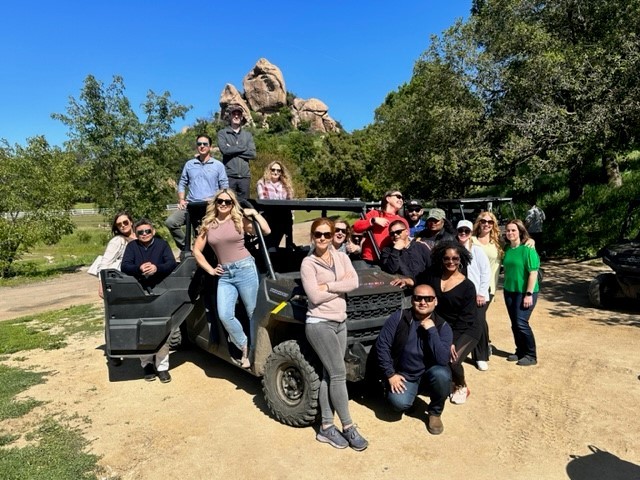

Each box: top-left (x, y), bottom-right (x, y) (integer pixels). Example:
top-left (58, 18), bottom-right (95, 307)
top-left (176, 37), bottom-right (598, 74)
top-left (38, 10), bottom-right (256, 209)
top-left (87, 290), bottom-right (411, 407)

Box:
top-left (428, 241), bottom-right (480, 405)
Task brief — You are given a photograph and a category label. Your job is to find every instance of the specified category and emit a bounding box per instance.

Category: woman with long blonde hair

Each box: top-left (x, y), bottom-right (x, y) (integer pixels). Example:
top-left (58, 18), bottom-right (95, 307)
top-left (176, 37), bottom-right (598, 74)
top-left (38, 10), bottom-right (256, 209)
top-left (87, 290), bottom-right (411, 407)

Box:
top-left (193, 189), bottom-right (270, 368)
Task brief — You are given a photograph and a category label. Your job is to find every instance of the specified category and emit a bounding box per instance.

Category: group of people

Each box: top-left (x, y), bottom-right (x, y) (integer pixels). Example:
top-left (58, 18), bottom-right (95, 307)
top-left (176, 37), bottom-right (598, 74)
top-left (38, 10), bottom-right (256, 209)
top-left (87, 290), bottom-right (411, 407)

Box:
top-left (94, 106), bottom-right (542, 446)
top-left (305, 191), bottom-right (541, 444)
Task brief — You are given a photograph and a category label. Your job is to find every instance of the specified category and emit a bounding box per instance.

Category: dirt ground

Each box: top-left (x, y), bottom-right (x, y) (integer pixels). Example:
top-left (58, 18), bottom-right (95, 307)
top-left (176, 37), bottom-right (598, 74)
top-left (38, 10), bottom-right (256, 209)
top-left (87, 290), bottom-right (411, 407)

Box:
top-left (1, 258), bottom-right (639, 480)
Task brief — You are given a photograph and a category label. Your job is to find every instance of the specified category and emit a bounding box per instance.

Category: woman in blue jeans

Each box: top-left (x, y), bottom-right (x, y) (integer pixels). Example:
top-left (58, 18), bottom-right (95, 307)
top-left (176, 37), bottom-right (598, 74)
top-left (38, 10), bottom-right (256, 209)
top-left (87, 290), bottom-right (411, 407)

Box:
top-left (300, 218), bottom-right (368, 451)
top-left (503, 219), bottom-right (540, 366)
top-left (193, 189), bottom-right (270, 368)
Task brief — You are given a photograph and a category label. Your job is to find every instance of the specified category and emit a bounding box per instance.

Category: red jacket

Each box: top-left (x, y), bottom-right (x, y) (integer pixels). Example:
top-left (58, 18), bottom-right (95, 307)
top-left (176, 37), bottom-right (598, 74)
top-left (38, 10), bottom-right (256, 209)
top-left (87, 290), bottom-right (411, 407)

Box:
top-left (353, 210), bottom-right (409, 262)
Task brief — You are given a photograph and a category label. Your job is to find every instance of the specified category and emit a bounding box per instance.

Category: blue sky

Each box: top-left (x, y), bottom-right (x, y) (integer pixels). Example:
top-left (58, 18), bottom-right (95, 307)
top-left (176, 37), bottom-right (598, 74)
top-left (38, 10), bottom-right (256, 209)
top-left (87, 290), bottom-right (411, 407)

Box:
top-left (0, 1), bottom-right (470, 147)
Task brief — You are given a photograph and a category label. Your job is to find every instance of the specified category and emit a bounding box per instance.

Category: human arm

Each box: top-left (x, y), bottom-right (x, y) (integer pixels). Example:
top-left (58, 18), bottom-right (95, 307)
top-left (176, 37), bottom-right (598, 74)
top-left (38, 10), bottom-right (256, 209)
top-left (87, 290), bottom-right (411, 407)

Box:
top-left (99, 236), bottom-right (126, 272)
top-left (300, 258), bottom-right (340, 305)
top-left (217, 163), bottom-right (229, 189)
top-left (257, 179), bottom-right (267, 199)
top-left (375, 310), bottom-right (403, 379)
top-left (120, 243), bottom-right (138, 276)
top-left (192, 230), bottom-right (224, 276)
top-left (380, 246), bottom-right (402, 274)
top-left (423, 319), bottom-right (453, 366)
top-left (475, 246), bottom-right (491, 305)
top-left (177, 163), bottom-right (190, 208)
top-left (325, 252), bottom-right (359, 293)
top-left (154, 241), bottom-right (177, 275)
top-left (217, 130), bottom-right (256, 159)
top-left (242, 208), bottom-right (271, 236)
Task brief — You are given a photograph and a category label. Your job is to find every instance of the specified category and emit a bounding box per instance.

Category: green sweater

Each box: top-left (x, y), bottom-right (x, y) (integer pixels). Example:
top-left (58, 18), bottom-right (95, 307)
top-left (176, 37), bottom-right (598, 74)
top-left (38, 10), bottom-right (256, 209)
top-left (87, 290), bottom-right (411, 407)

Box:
top-left (502, 244), bottom-right (540, 293)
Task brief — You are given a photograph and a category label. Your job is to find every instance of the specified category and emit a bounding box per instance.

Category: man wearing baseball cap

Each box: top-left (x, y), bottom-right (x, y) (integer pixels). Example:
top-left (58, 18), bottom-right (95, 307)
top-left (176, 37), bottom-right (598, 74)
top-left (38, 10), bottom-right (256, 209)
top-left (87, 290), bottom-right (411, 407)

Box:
top-left (404, 200), bottom-right (426, 237)
top-left (415, 208), bottom-right (456, 249)
top-left (217, 104), bottom-right (256, 200)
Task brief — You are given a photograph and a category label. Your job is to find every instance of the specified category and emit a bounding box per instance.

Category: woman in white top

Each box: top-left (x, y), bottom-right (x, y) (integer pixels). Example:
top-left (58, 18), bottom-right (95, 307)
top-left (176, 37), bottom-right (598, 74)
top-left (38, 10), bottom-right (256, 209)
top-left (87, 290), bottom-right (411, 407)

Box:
top-left (457, 219), bottom-right (491, 371)
top-left (98, 211), bottom-right (136, 298)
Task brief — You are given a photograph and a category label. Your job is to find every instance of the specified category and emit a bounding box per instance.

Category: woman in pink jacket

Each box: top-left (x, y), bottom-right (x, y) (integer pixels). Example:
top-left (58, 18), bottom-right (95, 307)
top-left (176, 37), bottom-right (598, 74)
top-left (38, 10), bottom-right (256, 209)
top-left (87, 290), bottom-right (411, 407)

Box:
top-left (300, 218), bottom-right (368, 452)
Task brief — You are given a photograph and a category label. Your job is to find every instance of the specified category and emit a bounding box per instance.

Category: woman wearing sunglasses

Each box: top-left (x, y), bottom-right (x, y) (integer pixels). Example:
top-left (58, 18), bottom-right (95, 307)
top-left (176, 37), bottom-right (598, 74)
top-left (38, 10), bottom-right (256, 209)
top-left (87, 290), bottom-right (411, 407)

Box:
top-left (97, 211), bottom-right (136, 299)
top-left (352, 189), bottom-right (408, 263)
top-left (456, 220), bottom-right (491, 371)
top-left (193, 189), bottom-right (270, 369)
top-left (257, 161), bottom-right (294, 249)
top-left (300, 218), bottom-right (368, 451)
top-left (428, 241), bottom-right (480, 405)
top-left (332, 219), bottom-right (361, 256)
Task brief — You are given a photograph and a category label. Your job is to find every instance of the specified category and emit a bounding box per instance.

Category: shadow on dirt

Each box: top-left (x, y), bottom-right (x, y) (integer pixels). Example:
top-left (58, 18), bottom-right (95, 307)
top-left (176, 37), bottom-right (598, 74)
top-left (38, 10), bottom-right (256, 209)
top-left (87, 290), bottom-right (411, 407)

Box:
top-left (566, 445), bottom-right (640, 480)
top-left (540, 260), bottom-right (639, 328)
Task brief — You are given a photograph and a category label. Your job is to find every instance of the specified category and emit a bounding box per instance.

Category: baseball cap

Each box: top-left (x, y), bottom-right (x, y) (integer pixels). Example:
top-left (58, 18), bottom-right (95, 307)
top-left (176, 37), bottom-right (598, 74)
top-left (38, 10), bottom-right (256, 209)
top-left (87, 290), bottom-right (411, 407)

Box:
top-left (427, 208), bottom-right (446, 221)
top-left (457, 220), bottom-right (473, 231)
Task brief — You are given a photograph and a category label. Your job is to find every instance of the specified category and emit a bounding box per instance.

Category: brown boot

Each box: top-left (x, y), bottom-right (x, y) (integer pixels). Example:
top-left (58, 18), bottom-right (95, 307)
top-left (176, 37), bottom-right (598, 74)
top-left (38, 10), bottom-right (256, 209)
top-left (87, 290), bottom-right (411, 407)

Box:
top-left (427, 415), bottom-right (444, 435)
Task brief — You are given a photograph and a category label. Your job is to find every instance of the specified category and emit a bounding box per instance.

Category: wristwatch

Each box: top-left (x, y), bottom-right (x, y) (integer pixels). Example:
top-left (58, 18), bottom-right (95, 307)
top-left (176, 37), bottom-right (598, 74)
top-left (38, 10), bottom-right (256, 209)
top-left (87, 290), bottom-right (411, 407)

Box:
top-left (525, 292), bottom-right (533, 297)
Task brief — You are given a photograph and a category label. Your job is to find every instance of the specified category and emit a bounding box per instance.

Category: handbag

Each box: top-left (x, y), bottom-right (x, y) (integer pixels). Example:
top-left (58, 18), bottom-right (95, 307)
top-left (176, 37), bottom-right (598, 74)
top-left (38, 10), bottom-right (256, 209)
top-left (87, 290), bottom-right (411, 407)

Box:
top-left (87, 255), bottom-right (103, 276)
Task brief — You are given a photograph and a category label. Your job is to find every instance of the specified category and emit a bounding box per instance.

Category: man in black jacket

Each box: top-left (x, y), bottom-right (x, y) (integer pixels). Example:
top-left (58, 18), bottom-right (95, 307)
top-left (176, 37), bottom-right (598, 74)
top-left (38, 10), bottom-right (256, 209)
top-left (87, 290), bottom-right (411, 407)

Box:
top-left (376, 284), bottom-right (453, 434)
top-left (121, 218), bottom-right (177, 383)
top-left (217, 104), bottom-right (256, 200)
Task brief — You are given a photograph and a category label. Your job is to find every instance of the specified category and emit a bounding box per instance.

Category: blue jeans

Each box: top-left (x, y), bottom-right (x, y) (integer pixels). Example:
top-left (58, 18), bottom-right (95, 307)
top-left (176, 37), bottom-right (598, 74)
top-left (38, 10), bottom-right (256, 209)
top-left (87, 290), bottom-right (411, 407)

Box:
top-left (217, 256), bottom-right (258, 349)
top-left (305, 320), bottom-right (352, 427)
top-left (504, 291), bottom-right (538, 360)
top-left (387, 365), bottom-right (451, 416)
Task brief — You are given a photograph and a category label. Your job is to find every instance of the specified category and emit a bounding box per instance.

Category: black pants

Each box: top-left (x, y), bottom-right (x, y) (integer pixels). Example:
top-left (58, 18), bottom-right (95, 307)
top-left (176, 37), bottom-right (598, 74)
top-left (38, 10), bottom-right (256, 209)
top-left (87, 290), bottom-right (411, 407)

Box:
top-left (228, 177), bottom-right (251, 201)
top-left (472, 302), bottom-right (490, 362)
top-left (450, 332), bottom-right (479, 387)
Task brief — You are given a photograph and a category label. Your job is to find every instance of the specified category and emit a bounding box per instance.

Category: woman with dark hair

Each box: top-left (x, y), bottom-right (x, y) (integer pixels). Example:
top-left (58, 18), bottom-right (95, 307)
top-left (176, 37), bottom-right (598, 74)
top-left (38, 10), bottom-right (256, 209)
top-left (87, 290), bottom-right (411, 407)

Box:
top-left (193, 189), bottom-right (270, 368)
top-left (428, 241), bottom-right (480, 405)
top-left (332, 219), bottom-right (361, 256)
top-left (300, 218), bottom-right (368, 451)
top-left (97, 211), bottom-right (136, 299)
top-left (503, 219), bottom-right (540, 366)
top-left (352, 189), bottom-right (408, 263)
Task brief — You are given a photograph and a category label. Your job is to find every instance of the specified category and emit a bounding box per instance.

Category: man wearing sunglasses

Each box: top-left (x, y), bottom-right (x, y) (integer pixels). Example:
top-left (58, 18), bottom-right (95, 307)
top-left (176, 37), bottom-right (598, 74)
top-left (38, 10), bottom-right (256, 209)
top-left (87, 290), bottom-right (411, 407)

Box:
top-left (380, 220), bottom-right (431, 287)
top-left (415, 208), bottom-right (456, 250)
top-left (404, 200), bottom-right (426, 237)
top-left (166, 134), bottom-right (229, 250)
top-left (217, 104), bottom-right (256, 200)
top-left (375, 284), bottom-right (453, 435)
top-left (121, 219), bottom-right (178, 383)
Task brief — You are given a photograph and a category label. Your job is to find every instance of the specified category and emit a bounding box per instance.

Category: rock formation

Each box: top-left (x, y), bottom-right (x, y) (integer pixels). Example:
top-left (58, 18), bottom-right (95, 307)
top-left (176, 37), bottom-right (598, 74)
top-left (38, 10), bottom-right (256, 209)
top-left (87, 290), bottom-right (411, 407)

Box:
top-left (242, 58), bottom-right (286, 113)
top-left (218, 58), bottom-right (339, 133)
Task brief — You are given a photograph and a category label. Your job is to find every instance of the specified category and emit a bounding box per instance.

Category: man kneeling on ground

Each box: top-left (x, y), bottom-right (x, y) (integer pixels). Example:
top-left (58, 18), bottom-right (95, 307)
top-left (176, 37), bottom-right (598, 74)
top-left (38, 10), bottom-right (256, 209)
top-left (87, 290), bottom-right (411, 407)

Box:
top-left (375, 284), bottom-right (452, 435)
top-left (121, 218), bottom-right (177, 383)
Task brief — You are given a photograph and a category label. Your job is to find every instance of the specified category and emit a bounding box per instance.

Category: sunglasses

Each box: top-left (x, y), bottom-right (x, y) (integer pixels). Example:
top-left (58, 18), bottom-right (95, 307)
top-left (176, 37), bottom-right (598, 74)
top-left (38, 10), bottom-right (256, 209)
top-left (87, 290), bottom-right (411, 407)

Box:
top-left (351, 235), bottom-right (362, 243)
top-left (443, 256), bottom-right (460, 263)
top-left (480, 219), bottom-right (494, 225)
top-left (390, 193), bottom-right (403, 200)
top-left (136, 228), bottom-right (153, 236)
top-left (390, 228), bottom-right (405, 236)
top-left (116, 220), bottom-right (130, 227)
top-left (196, 142), bottom-right (209, 147)
top-left (313, 231), bottom-right (332, 239)
top-left (406, 207), bottom-right (421, 213)
top-left (271, 168), bottom-right (282, 173)
top-left (334, 228), bottom-right (348, 234)
top-left (457, 228), bottom-right (471, 235)
top-left (216, 198), bottom-right (233, 206)
top-left (412, 295), bottom-right (436, 303)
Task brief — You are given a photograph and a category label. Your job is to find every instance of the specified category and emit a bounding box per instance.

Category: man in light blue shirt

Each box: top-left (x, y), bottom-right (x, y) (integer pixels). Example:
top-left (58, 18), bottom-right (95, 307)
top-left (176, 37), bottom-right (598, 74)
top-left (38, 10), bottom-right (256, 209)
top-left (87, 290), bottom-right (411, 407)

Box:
top-left (165, 134), bottom-right (229, 249)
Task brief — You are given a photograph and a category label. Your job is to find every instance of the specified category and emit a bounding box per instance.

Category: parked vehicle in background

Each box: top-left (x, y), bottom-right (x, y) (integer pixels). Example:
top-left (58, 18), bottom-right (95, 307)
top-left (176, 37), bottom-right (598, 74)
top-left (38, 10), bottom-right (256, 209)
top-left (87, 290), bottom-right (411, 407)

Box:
top-left (101, 198), bottom-right (404, 426)
top-left (435, 197), bottom-right (517, 233)
top-left (589, 198), bottom-right (640, 309)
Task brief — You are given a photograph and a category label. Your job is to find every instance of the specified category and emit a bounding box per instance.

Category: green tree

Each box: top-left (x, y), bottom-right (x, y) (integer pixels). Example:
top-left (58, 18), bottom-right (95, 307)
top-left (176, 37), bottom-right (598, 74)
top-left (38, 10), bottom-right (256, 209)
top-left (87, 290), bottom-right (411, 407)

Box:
top-left (52, 75), bottom-right (191, 220)
top-left (0, 137), bottom-right (78, 277)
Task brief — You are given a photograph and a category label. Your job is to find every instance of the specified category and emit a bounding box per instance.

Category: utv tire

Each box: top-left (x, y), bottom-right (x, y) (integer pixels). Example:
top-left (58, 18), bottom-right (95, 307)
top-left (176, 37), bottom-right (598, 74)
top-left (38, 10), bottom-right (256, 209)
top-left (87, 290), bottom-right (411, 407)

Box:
top-left (168, 328), bottom-right (182, 351)
top-left (588, 273), bottom-right (618, 308)
top-left (262, 340), bottom-right (320, 427)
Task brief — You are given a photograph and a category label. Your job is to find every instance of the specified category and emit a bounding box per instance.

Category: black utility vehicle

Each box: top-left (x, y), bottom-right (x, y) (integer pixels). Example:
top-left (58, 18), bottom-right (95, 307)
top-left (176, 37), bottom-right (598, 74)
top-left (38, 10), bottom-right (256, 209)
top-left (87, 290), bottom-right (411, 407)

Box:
top-left (588, 198), bottom-right (640, 309)
top-left (435, 197), bottom-right (517, 231)
top-left (101, 199), bottom-right (403, 426)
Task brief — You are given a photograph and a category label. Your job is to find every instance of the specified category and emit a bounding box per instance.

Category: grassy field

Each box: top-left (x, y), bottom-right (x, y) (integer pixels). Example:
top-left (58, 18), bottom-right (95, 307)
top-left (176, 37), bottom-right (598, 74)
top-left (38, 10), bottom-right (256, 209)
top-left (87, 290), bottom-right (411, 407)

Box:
top-left (0, 305), bottom-right (104, 479)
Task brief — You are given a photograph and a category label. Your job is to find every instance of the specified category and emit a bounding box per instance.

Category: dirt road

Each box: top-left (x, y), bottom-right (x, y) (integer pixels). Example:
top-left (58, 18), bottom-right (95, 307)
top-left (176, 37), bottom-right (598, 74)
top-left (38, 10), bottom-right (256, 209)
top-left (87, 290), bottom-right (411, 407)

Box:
top-left (1, 260), bottom-right (639, 480)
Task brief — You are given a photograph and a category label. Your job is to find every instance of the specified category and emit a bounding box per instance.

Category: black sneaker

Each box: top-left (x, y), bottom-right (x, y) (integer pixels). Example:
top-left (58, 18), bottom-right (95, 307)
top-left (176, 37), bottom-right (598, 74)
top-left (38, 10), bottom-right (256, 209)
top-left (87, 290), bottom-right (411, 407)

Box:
top-left (507, 354), bottom-right (519, 362)
top-left (516, 356), bottom-right (537, 366)
top-left (342, 425), bottom-right (368, 451)
top-left (143, 364), bottom-right (157, 381)
top-left (158, 370), bottom-right (172, 383)
top-left (316, 425), bottom-right (348, 449)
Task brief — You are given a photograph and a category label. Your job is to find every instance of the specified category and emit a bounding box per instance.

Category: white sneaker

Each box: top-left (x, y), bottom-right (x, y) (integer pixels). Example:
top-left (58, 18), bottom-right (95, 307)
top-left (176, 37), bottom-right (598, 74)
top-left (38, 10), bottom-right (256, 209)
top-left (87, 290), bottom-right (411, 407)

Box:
top-left (450, 386), bottom-right (470, 405)
top-left (476, 361), bottom-right (489, 371)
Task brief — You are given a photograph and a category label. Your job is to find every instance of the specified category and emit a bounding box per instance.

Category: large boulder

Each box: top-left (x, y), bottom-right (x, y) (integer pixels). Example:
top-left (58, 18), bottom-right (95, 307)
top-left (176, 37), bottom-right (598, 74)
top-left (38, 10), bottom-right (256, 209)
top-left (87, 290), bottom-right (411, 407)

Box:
top-left (219, 84), bottom-right (253, 126)
top-left (291, 98), bottom-right (340, 133)
top-left (243, 58), bottom-right (287, 113)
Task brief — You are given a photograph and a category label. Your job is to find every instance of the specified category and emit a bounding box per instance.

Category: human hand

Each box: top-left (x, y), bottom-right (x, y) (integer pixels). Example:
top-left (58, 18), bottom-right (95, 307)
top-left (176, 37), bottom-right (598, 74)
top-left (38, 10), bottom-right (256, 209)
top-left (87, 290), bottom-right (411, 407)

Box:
top-left (373, 217), bottom-right (389, 228)
top-left (522, 295), bottom-right (533, 309)
top-left (178, 199), bottom-right (188, 210)
top-left (388, 374), bottom-right (407, 394)
top-left (420, 318), bottom-right (435, 330)
top-left (393, 236), bottom-right (409, 250)
top-left (477, 295), bottom-right (486, 307)
top-left (243, 208), bottom-right (258, 218)
top-left (450, 344), bottom-right (459, 363)
top-left (140, 262), bottom-right (157, 276)
top-left (209, 264), bottom-right (224, 276)
top-left (390, 277), bottom-right (414, 288)
top-left (318, 283), bottom-right (329, 292)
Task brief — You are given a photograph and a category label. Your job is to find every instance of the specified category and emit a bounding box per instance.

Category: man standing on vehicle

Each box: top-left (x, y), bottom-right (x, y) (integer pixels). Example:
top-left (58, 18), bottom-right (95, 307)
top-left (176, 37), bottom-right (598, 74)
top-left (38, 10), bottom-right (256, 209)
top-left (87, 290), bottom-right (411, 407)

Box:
top-left (405, 200), bottom-right (426, 237)
top-left (375, 284), bottom-right (452, 435)
top-left (121, 218), bottom-right (177, 383)
top-left (166, 135), bottom-right (229, 250)
top-left (217, 105), bottom-right (256, 200)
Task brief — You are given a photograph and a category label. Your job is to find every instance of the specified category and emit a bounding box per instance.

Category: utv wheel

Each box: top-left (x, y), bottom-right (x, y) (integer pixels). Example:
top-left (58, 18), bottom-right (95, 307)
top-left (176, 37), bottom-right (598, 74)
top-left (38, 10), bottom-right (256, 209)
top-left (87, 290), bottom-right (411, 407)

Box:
top-left (588, 273), bottom-right (618, 308)
top-left (262, 340), bottom-right (320, 427)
